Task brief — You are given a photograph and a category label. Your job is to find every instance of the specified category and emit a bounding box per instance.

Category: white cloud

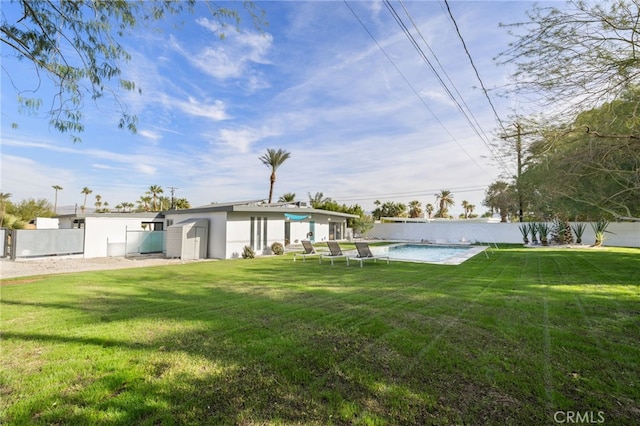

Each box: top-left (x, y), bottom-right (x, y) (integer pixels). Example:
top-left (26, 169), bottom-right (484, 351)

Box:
top-left (176, 97), bottom-right (228, 121)
top-left (212, 123), bottom-right (283, 153)
top-left (139, 129), bottom-right (162, 141)
top-left (136, 164), bottom-right (157, 175)
top-left (175, 18), bottom-right (273, 85)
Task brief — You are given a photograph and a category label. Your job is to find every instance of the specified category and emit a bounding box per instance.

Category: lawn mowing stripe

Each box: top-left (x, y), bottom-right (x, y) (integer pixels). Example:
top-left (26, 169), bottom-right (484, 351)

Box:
top-left (542, 296), bottom-right (554, 412)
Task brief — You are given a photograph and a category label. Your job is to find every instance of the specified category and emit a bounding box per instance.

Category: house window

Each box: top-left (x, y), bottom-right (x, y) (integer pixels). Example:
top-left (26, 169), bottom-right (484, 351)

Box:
top-left (250, 217), bottom-right (268, 252)
top-left (142, 222), bottom-right (163, 231)
top-left (329, 221), bottom-right (343, 240)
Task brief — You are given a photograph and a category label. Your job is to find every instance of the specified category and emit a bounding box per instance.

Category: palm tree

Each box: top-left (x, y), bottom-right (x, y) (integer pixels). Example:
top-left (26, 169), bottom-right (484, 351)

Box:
top-left (148, 185), bottom-right (163, 211)
top-left (0, 192), bottom-right (12, 227)
top-left (157, 196), bottom-right (170, 211)
top-left (408, 200), bottom-right (423, 218)
top-left (138, 195), bottom-right (152, 212)
top-left (435, 190), bottom-right (454, 218)
top-left (52, 185), bottom-right (63, 213)
top-left (174, 198), bottom-right (190, 209)
top-left (80, 187), bottom-right (92, 213)
top-left (94, 194), bottom-right (102, 212)
top-left (425, 203), bottom-right (434, 219)
top-left (461, 200), bottom-right (470, 219)
top-left (259, 148), bottom-right (291, 203)
top-left (279, 193), bottom-right (296, 203)
top-left (467, 203), bottom-right (475, 218)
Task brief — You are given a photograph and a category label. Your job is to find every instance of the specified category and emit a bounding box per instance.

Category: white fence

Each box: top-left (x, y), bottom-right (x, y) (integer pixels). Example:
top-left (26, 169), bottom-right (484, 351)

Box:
top-left (10, 229), bottom-right (85, 258)
top-left (368, 221), bottom-right (640, 248)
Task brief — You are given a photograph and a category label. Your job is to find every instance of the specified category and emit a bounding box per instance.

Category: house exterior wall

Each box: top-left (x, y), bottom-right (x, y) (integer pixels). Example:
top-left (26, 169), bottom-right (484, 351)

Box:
top-left (226, 212), bottom-right (285, 257)
top-left (32, 218), bottom-right (60, 229)
top-left (164, 212), bottom-right (228, 259)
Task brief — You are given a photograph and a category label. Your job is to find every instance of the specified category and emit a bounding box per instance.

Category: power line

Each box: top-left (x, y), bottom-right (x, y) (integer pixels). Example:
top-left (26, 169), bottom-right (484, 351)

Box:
top-left (383, 0), bottom-right (513, 176)
top-left (342, 0), bottom-right (494, 178)
top-left (442, 0), bottom-right (508, 135)
top-left (332, 185), bottom-right (487, 203)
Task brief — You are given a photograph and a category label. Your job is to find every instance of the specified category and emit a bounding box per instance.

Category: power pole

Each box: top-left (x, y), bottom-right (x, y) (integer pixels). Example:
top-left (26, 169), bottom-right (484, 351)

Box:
top-left (168, 187), bottom-right (179, 210)
top-left (501, 122), bottom-right (533, 223)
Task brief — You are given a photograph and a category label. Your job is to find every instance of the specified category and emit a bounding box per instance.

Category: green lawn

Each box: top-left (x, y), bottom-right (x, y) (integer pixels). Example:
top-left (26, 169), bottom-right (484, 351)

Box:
top-left (1, 246), bottom-right (639, 425)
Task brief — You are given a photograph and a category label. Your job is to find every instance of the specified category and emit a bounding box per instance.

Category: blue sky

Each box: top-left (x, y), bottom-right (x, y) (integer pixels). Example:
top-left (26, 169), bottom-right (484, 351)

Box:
top-left (1, 1), bottom-right (538, 215)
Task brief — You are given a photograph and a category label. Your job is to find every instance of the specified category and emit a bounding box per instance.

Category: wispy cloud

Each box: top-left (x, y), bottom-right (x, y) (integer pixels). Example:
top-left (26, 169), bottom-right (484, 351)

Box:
top-left (172, 18), bottom-right (273, 86)
top-left (176, 97), bottom-right (228, 121)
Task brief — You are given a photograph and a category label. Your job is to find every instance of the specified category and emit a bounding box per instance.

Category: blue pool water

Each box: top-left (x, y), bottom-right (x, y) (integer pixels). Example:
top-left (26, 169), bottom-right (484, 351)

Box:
top-left (373, 244), bottom-right (482, 264)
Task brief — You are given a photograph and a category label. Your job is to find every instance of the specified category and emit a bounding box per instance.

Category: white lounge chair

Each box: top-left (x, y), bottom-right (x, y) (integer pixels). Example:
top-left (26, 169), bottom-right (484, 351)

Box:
top-left (320, 241), bottom-right (348, 265)
top-left (347, 242), bottom-right (390, 267)
top-left (293, 240), bottom-right (320, 262)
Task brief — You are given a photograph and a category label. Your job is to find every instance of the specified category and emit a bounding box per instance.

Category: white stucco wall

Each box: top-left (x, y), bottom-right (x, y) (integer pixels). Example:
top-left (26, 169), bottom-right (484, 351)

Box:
top-left (368, 221), bottom-right (640, 248)
top-left (83, 217), bottom-right (159, 258)
top-left (226, 213), bottom-right (286, 258)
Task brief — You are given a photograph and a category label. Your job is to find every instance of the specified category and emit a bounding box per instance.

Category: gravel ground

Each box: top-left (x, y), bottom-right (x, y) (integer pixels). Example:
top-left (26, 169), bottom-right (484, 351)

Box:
top-left (0, 256), bottom-right (214, 280)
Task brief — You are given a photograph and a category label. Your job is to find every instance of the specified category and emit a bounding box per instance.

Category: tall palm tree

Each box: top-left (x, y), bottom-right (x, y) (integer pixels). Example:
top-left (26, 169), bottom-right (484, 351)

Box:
top-left (80, 187), bottom-right (92, 213)
top-left (0, 192), bottom-right (11, 227)
top-left (148, 185), bottom-right (163, 211)
top-left (435, 190), bottom-right (454, 218)
top-left (52, 185), bottom-right (63, 213)
top-left (259, 148), bottom-right (291, 203)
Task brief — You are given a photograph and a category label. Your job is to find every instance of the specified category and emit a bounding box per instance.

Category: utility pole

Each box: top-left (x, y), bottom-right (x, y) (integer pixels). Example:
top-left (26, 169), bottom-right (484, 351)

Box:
top-left (168, 186), bottom-right (179, 210)
top-left (501, 122), bottom-right (532, 223)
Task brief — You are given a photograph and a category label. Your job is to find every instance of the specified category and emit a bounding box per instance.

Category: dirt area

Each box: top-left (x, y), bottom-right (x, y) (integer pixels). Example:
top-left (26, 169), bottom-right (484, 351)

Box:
top-left (0, 256), bottom-right (215, 281)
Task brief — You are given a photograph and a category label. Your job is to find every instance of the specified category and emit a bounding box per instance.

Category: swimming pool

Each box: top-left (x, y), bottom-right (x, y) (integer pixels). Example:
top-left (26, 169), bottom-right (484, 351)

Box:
top-left (373, 243), bottom-right (487, 265)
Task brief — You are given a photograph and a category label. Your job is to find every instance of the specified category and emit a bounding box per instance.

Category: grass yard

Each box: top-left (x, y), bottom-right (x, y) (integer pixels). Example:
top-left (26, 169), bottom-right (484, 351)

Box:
top-left (1, 245), bottom-right (639, 425)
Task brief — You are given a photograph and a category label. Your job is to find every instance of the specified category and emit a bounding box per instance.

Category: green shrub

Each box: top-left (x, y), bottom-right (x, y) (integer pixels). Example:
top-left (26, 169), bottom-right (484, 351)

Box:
top-left (271, 242), bottom-right (284, 255)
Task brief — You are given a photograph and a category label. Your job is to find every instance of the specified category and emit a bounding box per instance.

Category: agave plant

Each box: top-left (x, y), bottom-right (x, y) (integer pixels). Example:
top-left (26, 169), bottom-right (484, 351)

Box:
top-left (571, 223), bottom-right (586, 245)
top-left (528, 223), bottom-right (538, 244)
top-left (519, 224), bottom-right (530, 244)
top-left (537, 222), bottom-right (550, 246)
top-left (590, 219), bottom-right (612, 247)
top-left (241, 245), bottom-right (256, 259)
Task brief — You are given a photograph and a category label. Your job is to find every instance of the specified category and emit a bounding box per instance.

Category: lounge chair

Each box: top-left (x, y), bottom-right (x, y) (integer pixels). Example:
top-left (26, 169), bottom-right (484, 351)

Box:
top-left (293, 240), bottom-right (319, 262)
top-left (347, 242), bottom-right (390, 267)
top-left (320, 241), bottom-right (348, 265)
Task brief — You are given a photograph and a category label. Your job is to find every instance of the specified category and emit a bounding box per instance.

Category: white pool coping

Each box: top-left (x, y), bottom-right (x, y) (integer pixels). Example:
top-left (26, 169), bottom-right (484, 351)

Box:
top-left (373, 243), bottom-right (489, 265)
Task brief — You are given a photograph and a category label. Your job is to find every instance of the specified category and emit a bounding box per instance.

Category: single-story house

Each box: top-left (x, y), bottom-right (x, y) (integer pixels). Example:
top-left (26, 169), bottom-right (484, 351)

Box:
top-left (163, 200), bottom-right (358, 259)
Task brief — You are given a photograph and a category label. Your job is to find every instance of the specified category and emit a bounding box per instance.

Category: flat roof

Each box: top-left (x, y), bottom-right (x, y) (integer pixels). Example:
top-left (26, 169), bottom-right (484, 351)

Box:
top-left (165, 201), bottom-right (359, 219)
